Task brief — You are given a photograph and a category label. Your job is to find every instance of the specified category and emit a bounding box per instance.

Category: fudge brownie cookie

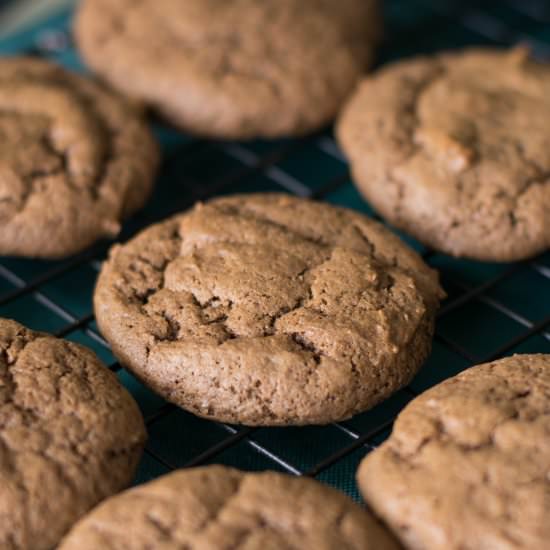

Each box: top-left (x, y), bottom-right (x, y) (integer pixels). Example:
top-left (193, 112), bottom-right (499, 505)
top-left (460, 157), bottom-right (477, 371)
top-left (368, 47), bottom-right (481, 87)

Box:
top-left (59, 465), bottom-right (400, 549)
top-left (337, 47), bottom-right (550, 261)
top-left (94, 193), bottom-right (443, 426)
top-left (0, 318), bottom-right (146, 550)
top-left (0, 57), bottom-right (158, 258)
top-left (75, 0), bottom-right (381, 138)
top-left (357, 354), bottom-right (550, 550)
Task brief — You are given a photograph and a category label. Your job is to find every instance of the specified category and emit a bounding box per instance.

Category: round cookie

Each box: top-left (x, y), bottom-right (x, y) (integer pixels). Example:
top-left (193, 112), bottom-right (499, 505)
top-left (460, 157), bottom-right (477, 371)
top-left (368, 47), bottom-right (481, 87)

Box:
top-left (357, 354), bottom-right (550, 550)
top-left (337, 47), bottom-right (550, 261)
top-left (94, 193), bottom-right (443, 426)
top-left (0, 318), bottom-right (147, 550)
top-left (0, 57), bottom-right (158, 258)
top-left (75, 0), bottom-right (381, 139)
top-left (59, 465), bottom-right (400, 549)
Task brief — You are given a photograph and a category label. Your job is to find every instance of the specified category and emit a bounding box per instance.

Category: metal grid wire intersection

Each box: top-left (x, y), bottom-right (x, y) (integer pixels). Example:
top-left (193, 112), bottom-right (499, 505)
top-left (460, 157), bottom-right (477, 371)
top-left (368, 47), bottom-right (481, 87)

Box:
top-left (0, 0), bottom-right (549, 494)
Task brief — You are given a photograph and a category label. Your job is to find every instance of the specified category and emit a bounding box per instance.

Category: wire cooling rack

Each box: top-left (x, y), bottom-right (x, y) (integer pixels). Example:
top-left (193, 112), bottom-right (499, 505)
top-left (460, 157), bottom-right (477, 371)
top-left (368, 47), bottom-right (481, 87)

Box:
top-left (0, 0), bottom-right (549, 502)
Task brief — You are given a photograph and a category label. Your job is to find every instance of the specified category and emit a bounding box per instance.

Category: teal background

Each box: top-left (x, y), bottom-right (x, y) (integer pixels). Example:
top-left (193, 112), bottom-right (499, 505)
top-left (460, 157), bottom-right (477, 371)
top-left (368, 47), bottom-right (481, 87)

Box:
top-left (0, 0), bottom-right (549, 503)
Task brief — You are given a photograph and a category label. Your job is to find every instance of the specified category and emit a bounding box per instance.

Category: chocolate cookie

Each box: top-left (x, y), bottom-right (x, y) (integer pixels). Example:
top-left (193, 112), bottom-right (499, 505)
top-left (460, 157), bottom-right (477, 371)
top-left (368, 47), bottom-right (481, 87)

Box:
top-left (75, 0), bottom-right (380, 138)
top-left (337, 47), bottom-right (550, 261)
top-left (59, 465), bottom-right (400, 549)
top-left (0, 57), bottom-right (158, 258)
top-left (357, 354), bottom-right (550, 550)
top-left (0, 318), bottom-right (147, 550)
top-left (94, 193), bottom-right (443, 426)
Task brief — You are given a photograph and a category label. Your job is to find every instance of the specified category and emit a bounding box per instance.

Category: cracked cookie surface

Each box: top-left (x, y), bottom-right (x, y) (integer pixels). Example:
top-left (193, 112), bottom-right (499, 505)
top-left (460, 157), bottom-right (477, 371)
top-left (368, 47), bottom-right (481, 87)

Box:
top-left (94, 193), bottom-right (443, 426)
top-left (75, 0), bottom-right (380, 138)
top-left (0, 57), bottom-right (158, 258)
top-left (337, 47), bottom-right (550, 261)
top-left (357, 354), bottom-right (550, 550)
top-left (0, 318), bottom-right (147, 550)
top-left (59, 465), bottom-right (400, 550)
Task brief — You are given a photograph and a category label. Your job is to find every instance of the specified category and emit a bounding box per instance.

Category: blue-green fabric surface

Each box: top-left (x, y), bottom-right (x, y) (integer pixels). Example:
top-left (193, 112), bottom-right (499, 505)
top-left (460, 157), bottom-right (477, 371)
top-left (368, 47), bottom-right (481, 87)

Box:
top-left (0, 0), bottom-right (549, 504)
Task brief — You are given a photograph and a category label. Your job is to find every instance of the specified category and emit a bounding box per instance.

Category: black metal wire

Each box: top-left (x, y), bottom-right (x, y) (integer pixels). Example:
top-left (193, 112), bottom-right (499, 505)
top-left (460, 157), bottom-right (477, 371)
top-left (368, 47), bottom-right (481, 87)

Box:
top-left (1, 0), bottom-right (549, 487)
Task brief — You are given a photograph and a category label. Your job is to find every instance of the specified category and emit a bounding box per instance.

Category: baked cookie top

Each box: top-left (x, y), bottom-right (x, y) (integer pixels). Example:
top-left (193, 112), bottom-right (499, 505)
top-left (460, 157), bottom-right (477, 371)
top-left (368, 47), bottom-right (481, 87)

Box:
top-left (0, 57), bottom-right (158, 258)
top-left (94, 193), bottom-right (443, 426)
top-left (337, 47), bottom-right (550, 261)
top-left (75, 0), bottom-right (380, 138)
top-left (59, 465), bottom-right (400, 549)
top-left (357, 354), bottom-right (550, 550)
top-left (0, 318), bottom-right (147, 550)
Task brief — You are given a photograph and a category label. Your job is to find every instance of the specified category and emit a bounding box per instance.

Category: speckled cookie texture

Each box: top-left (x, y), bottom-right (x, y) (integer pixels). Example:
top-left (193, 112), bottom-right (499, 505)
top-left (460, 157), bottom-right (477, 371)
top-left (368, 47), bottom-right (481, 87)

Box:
top-left (59, 465), bottom-right (400, 550)
top-left (0, 56), bottom-right (158, 258)
top-left (357, 354), bottom-right (550, 550)
top-left (0, 318), bottom-right (147, 550)
top-left (94, 193), bottom-right (443, 426)
top-left (75, 0), bottom-right (381, 139)
top-left (337, 47), bottom-right (550, 261)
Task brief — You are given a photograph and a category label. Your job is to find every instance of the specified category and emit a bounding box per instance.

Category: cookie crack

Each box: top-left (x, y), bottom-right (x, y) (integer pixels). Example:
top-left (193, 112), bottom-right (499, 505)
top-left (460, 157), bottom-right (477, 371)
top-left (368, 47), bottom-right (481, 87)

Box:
top-left (225, 527), bottom-right (255, 550)
top-left (196, 476), bottom-right (245, 534)
top-left (398, 383), bottom-right (545, 461)
top-left (138, 220), bottom-right (412, 370)
top-left (122, 244), bottom-right (181, 306)
top-left (370, 59), bottom-right (549, 258)
top-left (213, 203), bottom-right (330, 248)
top-left (2, 332), bottom-right (112, 493)
top-left (1, 129), bottom-right (107, 225)
top-left (288, 333), bottom-right (322, 364)
top-left (0, 68), bottom-right (122, 225)
top-left (3, 327), bottom-right (37, 366)
top-left (388, 64), bottom-right (447, 222)
top-left (144, 9), bottom-right (287, 102)
top-left (41, 128), bottom-right (112, 203)
top-left (507, 141), bottom-right (550, 229)
top-left (144, 512), bottom-right (174, 541)
top-left (351, 223), bottom-right (376, 257)
top-left (1, 330), bottom-right (42, 418)
top-left (217, 57), bottom-right (282, 99)
top-left (384, 377), bottom-right (550, 548)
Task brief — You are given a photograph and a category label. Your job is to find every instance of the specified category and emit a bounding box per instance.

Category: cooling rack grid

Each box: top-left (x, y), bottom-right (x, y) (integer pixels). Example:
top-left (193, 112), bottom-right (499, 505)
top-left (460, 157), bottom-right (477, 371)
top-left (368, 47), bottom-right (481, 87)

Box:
top-left (0, 0), bottom-right (548, 501)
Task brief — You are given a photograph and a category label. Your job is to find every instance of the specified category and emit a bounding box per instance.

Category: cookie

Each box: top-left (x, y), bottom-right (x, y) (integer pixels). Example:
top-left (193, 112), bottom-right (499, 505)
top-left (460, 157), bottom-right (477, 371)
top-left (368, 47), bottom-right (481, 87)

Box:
top-left (75, 0), bottom-right (381, 139)
top-left (357, 354), bottom-right (550, 550)
top-left (0, 57), bottom-right (158, 258)
top-left (59, 465), bottom-right (400, 549)
top-left (94, 193), bottom-right (443, 426)
top-left (0, 318), bottom-right (147, 550)
top-left (337, 47), bottom-right (550, 261)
